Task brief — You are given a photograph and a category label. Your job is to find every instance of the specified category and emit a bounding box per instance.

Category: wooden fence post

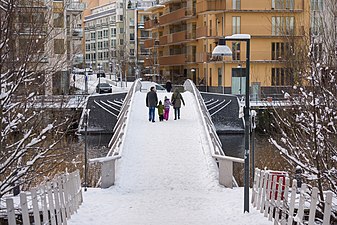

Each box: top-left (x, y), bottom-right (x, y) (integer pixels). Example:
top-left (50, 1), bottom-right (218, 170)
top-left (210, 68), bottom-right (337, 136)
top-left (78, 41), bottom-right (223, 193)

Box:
top-left (58, 176), bottom-right (67, 225)
top-left (53, 180), bottom-right (62, 224)
top-left (294, 183), bottom-right (307, 223)
top-left (19, 192), bottom-right (30, 225)
top-left (288, 179), bottom-right (297, 224)
top-left (31, 189), bottom-right (42, 225)
top-left (47, 182), bottom-right (57, 225)
top-left (41, 186), bottom-right (49, 224)
top-left (308, 187), bottom-right (318, 225)
top-left (322, 191), bottom-right (333, 225)
top-left (260, 171), bottom-right (268, 213)
top-left (6, 198), bottom-right (16, 225)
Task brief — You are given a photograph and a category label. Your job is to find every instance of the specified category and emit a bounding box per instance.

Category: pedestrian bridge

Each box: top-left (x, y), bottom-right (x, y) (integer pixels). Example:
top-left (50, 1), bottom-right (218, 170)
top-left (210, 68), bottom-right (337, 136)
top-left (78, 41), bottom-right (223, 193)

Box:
top-left (68, 80), bottom-right (269, 225)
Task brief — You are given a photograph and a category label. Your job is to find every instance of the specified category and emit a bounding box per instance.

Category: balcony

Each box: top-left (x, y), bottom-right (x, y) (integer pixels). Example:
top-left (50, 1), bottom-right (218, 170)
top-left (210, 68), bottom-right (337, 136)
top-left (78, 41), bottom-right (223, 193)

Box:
top-left (144, 18), bottom-right (159, 29)
top-left (66, 2), bottom-right (87, 11)
top-left (196, 26), bottom-right (208, 38)
top-left (144, 39), bottom-right (159, 48)
top-left (196, 52), bottom-right (211, 63)
top-left (72, 28), bottom-right (83, 38)
top-left (159, 8), bottom-right (192, 25)
top-left (196, 0), bottom-right (226, 14)
top-left (159, 54), bottom-right (186, 66)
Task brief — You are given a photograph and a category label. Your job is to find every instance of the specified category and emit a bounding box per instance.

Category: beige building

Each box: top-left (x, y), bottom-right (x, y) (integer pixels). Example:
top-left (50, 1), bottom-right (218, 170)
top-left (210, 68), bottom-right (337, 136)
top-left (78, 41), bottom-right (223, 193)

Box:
top-left (144, 0), bottom-right (311, 99)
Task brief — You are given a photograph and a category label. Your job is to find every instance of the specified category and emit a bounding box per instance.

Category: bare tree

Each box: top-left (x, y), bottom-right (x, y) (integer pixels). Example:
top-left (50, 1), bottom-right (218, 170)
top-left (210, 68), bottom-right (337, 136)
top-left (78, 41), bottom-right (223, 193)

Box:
top-left (269, 0), bottom-right (337, 216)
top-left (0, 0), bottom-right (78, 198)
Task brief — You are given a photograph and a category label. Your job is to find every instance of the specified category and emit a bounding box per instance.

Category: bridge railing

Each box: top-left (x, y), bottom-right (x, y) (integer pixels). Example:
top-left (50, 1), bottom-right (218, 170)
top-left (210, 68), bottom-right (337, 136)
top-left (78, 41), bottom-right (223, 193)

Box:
top-left (89, 79), bottom-right (142, 188)
top-left (184, 79), bottom-right (244, 188)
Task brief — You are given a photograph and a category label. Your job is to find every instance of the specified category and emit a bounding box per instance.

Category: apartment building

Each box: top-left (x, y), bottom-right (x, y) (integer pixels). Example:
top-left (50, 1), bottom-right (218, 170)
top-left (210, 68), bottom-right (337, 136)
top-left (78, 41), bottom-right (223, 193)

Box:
top-left (144, 0), bottom-right (310, 99)
top-left (4, 0), bottom-right (85, 95)
top-left (83, 0), bottom-right (154, 80)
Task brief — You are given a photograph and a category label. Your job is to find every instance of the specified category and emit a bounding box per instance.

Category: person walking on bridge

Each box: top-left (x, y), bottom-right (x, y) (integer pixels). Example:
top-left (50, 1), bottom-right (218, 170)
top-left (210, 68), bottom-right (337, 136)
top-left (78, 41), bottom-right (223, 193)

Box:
top-left (171, 88), bottom-right (185, 120)
top-left (146, 86), bottom-right (158, 122)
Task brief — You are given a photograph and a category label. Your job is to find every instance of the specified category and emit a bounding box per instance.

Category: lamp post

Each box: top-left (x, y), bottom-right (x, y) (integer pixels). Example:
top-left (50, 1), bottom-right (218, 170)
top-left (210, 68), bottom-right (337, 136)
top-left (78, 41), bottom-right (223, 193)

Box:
top-left (212, 34), bottom-right (251, 213)
top-left (191, 68), bottom-right (196, 84)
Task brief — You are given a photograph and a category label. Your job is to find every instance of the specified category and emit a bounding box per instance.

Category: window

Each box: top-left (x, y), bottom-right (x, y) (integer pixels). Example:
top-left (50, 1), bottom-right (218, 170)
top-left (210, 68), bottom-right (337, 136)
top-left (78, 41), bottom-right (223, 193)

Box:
top-left (111, 39), bottom-right (116, 48)
top-left (111, 28), bottom-right (116, 37)
top-left (86, 54), bottom-right (90, 61)
top-left (271, 42), bottom-right (290, 60)
top-left (311, 0), bottom-right (323, 11)
top-left (103, 41), bottom-right (109, 49)
top-left (120, 39), bottom-right (124, 45)
top-left (312, 43), bottom-right (323, 60)
top-left (218, 68), bottom-right (222, 87)
top-left (130, 33), bottom-right (135, 41)
top-left (130, 49), bottom-right (134, 56)
top-left (91, 43), bottom-right (96, 51)
top-left (90, 32), bottom-right (96, 41)
top-left (85, 43), bottom-right (90, 51)
top-left (91, 53), bottom-right (96, 60)
top-left (54, 39), bottom-right (64, 54)
top-left (98, 42), bottom-right (103, 50)
top-left (272, 0), bottom-right (294, 9)
top-left (209, 20), bottom-right (212, 36)
top-left (53, 13), bottom-right (64, 28)
top-left (232, 17), bottom-right (240, 34)
top-left (103, 30), bottom-right (108, 38)
top-left (232, 42), bottom-right (240, 60)
top-left (272, 16), bottom-right (294, 35)
top-left (98, 52), bottom-right (103, 60)
top-left (97, 31), bottom-right (103, 39)
top-left (271, 68), bottom-right (292, 86)
top-left (104, 51), bottom-right (109, 60)
top-left (120, 27), bottom-right (124, 33)
top-left (119, 15), bottom-right (123, 21)
top-left (233, 0), bottom-right (241, 9)
top-left (85, 33), bottom-right (90, 42)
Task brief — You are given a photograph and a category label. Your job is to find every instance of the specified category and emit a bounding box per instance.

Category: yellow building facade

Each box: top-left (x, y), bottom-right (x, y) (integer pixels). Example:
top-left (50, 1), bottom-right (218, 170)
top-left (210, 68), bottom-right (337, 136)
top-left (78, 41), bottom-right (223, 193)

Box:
top-left (144, 0), bottom-right (310, 99)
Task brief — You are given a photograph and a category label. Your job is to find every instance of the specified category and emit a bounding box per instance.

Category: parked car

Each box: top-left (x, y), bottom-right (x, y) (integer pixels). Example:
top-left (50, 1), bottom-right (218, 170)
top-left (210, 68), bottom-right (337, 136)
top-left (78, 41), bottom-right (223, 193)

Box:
top-left (96, 83), bottom-right (112, 94)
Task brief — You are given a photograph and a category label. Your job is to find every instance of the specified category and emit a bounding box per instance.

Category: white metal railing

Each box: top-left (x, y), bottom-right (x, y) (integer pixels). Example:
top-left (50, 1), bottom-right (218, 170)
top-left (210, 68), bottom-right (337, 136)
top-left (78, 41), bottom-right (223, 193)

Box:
top-left (184, 79), bottom-right (244, 188)
top-left (251, 168), bottom-right (334, 225)
top-left (2, 170), bottom-right (82, 225)
top-left (89, 79), bottom-right (142, 188)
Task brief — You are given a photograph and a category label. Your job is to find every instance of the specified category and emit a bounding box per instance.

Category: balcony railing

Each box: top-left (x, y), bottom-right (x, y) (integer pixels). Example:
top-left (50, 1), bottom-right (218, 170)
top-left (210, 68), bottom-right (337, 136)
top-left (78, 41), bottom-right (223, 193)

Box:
top-left (66, 2), bottom-right (87, 11)
top-left (196, 26), bottom-right (208, 38)
top-left (159, 8), bottom-right (192, 25)
top-left (144, 18), bottom-right (159, 29)
top-left (196, 0), bottom-right (226, 14)
top-left (196, 52), bottom-right (211, 63)
top-left (159, 54), bottom-right (186, 66)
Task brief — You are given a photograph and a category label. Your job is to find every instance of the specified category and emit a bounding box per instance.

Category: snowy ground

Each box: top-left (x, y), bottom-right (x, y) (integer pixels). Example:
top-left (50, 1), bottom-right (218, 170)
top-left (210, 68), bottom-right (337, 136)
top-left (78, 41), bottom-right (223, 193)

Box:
top-left (72, 73), bottom-right (131, 94)
top-left (68, 91), bottom-right (272, 225)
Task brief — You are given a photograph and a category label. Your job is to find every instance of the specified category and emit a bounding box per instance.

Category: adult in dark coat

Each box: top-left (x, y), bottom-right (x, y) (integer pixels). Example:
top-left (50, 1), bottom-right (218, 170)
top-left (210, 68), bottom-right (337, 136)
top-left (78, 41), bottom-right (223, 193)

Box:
top-left (165, 80), bottom-right (172, 92)
top-left (171, 88), bottom-right (185, 120)
top-left (146, 86), bottom-right (158, 122)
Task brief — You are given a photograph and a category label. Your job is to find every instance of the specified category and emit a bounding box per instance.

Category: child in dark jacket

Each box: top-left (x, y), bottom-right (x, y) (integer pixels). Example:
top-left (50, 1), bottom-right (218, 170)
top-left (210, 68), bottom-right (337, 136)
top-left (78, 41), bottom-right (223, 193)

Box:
top-left (156, 100), bottom-right (164, 121)
top-left (163, 96), bottom-right (171, 120)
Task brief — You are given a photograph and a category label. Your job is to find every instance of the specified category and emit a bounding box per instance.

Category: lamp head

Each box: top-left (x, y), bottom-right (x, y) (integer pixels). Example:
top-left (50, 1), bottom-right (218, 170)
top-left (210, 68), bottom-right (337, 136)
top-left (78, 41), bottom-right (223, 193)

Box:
top-left (212, 45), bottom-right (233, 57)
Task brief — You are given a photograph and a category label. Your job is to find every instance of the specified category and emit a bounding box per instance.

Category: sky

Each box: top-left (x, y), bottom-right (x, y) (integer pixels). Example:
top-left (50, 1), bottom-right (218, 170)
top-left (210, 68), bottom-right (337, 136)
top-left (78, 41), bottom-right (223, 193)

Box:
top-left (68, 87), bottom-right (272, 225)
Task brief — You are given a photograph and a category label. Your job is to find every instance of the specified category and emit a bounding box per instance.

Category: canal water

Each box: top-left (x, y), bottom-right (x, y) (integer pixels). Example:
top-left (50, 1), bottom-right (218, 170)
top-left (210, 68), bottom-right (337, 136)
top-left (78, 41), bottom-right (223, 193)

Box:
top-left (69, 132), bottom-right (291, 187)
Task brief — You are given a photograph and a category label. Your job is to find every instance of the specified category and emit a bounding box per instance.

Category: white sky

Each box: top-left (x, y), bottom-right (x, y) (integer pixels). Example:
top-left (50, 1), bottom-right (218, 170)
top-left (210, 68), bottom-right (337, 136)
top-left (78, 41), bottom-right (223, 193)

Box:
top-left (68, 90), bottom-right (272, 225)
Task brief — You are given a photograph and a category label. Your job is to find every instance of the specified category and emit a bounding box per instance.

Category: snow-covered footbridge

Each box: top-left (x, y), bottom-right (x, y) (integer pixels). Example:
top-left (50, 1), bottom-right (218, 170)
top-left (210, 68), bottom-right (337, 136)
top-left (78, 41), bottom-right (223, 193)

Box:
top-left (68, 79), bottom-right (270, 225)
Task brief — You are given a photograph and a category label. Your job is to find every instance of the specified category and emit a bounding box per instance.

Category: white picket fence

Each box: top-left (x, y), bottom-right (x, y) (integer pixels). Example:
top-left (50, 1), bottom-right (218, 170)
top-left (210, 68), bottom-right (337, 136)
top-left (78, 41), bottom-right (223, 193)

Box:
top-left (2, 170), bottom-right (82, 225)
top-left (251, 168), bottom-right (333, 225)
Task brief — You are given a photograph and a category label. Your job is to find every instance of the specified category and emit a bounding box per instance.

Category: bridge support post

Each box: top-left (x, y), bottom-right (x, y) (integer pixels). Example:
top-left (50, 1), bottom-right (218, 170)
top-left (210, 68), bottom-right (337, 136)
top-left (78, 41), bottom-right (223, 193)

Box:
top-left (218, 159), bottom-right (233, 188)
top-left (216, 155), bottom-right (244, 189)
top-left (101, 159), bottom-right (116, 188)
top-left (89, 155), bottom-right (121, 189)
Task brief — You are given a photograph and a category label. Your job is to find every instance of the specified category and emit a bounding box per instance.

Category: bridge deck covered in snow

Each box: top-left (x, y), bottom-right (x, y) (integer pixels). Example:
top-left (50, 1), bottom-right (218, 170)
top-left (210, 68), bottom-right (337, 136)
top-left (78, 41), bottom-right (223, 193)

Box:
top-left (68, 80), bottom-right (270, 225)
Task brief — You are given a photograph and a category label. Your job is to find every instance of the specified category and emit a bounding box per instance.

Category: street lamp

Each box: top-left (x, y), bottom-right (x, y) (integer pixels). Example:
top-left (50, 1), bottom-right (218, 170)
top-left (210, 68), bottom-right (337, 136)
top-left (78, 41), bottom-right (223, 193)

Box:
top-left (191, 68), bottom-right (196, 84)
top-left (212, 34), bottom-right (251, 213)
